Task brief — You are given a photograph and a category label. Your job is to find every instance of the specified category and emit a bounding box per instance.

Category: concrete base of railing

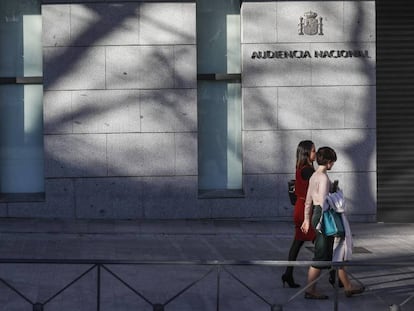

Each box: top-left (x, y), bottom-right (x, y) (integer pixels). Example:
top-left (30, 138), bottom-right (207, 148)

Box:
top-left (153, 303), bottom-right (165, 311)
top-left (33, 303), bottom-right (43, 311)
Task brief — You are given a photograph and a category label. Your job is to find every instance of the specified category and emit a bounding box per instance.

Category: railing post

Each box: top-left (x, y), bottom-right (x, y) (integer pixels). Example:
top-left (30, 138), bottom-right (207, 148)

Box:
top-left (33, 303), bottom-right (43, 311)
top-left (271, 304), bottom-right (283, 311)
top-left (97, 264), bottom-right (101, 311)
top-left (216, 265), bottom-right (221, 311)
top-left (153, 303), bottom-right (164, 311)
top-left (333, 267), bottom-right (339, 311)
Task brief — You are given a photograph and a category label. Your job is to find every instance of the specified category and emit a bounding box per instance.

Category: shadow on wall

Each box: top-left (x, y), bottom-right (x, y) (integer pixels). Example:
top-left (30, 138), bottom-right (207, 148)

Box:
top-left (345, 1), bottom-right (376, 218)
top-left (38, 3), bottom-right (201, 219)
top-left (242, 1), bottom-right (376, 220)
top-left (15, 2), bottom-right (375, 220)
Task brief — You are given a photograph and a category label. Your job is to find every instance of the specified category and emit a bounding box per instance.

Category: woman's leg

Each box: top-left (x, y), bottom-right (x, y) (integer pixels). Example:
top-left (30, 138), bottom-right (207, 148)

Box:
top-left (284, 239), bottom-right (304, 276)
top-left (338, 267), bottom-right (365, 297)
top-left (305, 205), bottom-right (329, 299)
top-left (304, 267), bottom-right (328, 299)
top-left (282, 239), bottom-right (304, 287)
top-left (306, 266), bottom-right (321, 293)
top-left (337, 267), bottom-right (352, 289)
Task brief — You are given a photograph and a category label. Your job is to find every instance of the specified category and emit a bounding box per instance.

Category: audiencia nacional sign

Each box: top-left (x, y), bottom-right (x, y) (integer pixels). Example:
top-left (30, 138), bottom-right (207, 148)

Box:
top-left (251, 49), bottom-right (371, 59)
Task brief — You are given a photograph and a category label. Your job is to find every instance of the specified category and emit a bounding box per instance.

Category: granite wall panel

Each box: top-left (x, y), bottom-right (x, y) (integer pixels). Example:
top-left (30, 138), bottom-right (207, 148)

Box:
top-left (34, 1), bottom-right (376, 220)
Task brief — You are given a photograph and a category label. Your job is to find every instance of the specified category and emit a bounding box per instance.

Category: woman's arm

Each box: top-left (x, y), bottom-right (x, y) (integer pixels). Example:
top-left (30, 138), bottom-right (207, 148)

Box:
top-left (301, 177), bottom-right (314, 233)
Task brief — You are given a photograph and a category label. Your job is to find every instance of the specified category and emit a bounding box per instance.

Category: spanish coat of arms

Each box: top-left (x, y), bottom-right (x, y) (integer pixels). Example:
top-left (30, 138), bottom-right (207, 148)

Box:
top-left (298, 11), bottom-right (323, 35)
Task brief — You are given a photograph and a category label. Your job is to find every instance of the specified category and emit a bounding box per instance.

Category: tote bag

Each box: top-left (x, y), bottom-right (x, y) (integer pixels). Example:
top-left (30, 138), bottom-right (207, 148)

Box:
top-left (322, 209), bottom-right (345, 237)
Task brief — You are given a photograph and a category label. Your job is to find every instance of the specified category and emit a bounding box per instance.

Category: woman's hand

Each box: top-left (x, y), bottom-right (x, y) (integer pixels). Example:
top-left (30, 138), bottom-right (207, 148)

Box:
top-left (301, 220), bottom-right (310, 234)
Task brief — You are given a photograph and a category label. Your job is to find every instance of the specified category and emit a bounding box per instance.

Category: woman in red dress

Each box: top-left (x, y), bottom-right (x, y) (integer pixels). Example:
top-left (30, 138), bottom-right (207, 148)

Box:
top-left (282, 140), bottom-right (316, 288)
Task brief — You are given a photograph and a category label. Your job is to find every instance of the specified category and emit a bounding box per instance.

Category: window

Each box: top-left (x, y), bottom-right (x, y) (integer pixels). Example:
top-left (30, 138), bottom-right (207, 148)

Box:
top-left (0, 0), bottom-right (44, 201)
top-left (197, 0), bottom-right (242, 197)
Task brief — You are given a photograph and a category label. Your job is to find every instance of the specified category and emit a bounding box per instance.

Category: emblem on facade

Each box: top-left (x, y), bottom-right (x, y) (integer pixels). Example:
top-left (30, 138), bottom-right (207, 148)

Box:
top-left (298, 11), bottom-right (323, 36)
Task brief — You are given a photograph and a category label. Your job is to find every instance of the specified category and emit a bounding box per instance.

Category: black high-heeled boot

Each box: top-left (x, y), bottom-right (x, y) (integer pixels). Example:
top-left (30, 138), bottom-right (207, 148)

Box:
top-left (281, 273), bottom-right (300, 288)
top-left (282, 240), bottom-right (303, 288)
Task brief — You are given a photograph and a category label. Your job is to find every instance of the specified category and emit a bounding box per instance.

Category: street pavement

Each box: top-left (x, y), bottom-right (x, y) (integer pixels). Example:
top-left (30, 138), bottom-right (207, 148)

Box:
top-left (0, 218), bottom-right (413, 311)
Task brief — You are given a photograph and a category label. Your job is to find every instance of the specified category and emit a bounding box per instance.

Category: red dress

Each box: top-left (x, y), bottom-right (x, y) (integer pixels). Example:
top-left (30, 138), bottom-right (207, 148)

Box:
top-left (293, 166), bottom-right (316, 241)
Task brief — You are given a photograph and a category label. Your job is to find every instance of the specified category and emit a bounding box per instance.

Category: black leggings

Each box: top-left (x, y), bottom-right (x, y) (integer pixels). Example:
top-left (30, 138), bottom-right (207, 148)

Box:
top-left (284, 239), bottom-right (305, 276)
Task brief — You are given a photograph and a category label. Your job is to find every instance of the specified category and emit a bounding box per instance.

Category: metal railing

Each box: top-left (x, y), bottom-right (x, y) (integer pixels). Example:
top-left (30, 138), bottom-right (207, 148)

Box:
top-left (0, 259), bottom-right (413, 311)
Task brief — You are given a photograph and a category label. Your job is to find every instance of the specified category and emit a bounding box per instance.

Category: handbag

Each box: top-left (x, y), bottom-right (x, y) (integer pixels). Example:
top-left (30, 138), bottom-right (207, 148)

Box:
top-left (287, 179), bottom-right (296, 205)
top-left (322, 208), bottom-right (345, 237)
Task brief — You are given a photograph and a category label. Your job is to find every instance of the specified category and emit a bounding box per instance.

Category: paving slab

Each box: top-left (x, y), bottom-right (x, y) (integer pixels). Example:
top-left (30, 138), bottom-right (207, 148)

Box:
top-left (0, 219), bottom-right (413, 311)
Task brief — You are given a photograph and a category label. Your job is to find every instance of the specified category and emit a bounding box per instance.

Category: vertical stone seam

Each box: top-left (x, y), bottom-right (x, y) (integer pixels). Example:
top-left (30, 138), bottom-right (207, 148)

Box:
top-left (138, 91), bottom-right (142, 133)
top-left (105, 134), bottom-right (109, 177)
top-left (275, 87), bottom-right (279, 130)
top-left (342, 2), bottom-right (345, 37)
top-left (69, 4), bottom-right (72, 44)
top-left (173, 46), bottom-right (177, 89)
top-left (274, 3), bottom-right (278, 43)
top-left (174, 133), bottom-right (177, 176)
top-left (137, 3), bottom-right (141, 45)
top-left (70, 91), bottom-right (74, 134)
top-left (104, 47), bottom-right (107, 90)
top-left (73, 178), bottom-right (78, 219)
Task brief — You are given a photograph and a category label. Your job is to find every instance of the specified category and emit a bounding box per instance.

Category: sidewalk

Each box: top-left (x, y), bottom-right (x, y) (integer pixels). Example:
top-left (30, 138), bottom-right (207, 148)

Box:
top-left (0, 218), bottom-right (413, 310)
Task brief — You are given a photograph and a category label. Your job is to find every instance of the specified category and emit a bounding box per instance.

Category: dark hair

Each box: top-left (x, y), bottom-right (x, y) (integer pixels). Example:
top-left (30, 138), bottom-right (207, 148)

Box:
top-left (316, 147), bottom-right (337, 166)
top-left (296, 140), bottom-right (315, 169)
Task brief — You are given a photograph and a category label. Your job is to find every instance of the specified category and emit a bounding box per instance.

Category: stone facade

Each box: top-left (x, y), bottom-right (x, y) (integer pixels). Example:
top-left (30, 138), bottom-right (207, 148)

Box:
top-left (6, 1), bottom-right (376, 221)
top-left (241, 1), bottom-right (376, 221)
